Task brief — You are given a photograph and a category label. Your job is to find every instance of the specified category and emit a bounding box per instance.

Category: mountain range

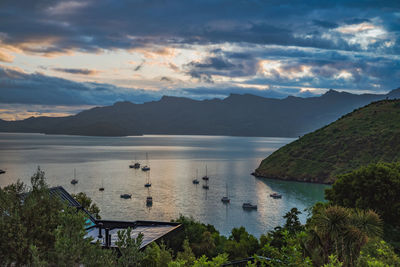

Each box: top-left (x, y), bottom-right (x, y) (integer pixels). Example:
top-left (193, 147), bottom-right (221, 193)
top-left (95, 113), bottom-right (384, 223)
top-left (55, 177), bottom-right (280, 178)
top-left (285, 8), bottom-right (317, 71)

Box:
top-left (1, 88), bottom-right (400, 137)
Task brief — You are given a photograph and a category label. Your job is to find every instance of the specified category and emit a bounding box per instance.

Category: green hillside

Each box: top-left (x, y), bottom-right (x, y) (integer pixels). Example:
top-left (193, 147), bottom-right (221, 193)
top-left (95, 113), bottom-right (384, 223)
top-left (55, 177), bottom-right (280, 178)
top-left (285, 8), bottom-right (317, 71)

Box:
top-left (255, 99), bottom-right (400, 184)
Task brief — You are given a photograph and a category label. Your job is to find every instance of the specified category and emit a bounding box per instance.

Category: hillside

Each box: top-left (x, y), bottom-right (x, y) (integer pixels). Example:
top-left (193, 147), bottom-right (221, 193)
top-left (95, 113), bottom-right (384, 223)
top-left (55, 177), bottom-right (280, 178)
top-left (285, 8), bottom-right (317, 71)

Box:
top-left (1, 88), bottom-right (400, 137)
top-left (254, 99), bottom-right (400, 184)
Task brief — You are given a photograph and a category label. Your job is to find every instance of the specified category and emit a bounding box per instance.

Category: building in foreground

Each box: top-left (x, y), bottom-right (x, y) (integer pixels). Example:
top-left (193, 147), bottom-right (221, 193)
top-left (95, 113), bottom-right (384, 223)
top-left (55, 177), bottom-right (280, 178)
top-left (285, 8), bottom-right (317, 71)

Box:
top-left (49, 186), bottom-right (181, 249)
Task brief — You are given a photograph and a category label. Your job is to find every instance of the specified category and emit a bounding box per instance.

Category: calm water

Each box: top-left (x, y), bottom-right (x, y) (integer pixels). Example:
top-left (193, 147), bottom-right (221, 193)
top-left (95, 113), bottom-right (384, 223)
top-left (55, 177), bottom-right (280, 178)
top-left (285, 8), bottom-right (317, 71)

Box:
top-left (0, 133), bottom-right (328, 237)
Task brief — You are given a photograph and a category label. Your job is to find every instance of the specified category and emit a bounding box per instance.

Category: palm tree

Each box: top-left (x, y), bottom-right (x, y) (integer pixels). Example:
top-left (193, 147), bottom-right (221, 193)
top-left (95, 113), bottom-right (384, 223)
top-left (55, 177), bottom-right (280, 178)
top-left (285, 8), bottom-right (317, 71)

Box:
top-left (304, 205), bottom-right (382, 266)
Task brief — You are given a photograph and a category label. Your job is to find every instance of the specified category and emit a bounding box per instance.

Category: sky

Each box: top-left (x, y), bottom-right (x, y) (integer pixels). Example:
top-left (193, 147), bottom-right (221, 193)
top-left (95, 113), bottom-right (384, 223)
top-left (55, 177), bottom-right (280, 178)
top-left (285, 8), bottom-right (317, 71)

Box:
top-left (0, 0), bottom-right (400, 120)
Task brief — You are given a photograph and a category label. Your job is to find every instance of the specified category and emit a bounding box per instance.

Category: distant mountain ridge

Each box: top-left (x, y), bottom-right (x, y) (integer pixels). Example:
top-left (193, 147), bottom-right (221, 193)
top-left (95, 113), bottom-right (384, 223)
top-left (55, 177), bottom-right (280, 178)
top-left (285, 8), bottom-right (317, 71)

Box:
top-left (1, 88), bottom-right (400, 137)
top-left (254, 99), bottom-right (400, 183)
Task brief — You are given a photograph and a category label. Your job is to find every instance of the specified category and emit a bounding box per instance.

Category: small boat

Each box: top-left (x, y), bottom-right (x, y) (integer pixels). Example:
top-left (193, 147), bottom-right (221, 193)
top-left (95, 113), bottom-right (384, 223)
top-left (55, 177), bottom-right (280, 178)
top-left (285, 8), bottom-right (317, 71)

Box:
top-left (202, 165), bottom-right (209, 180)
top-left (120, 194), bottom-right (132, 199)
top-left (146, 196), bottom-right (153, 206)
top-left (142, 166), bottom-right (150, 171)
top-left (129, 163), bottom-right (141, 169)
top-left (99, 178), bottom-right (104, 191)
top-left (71, 169), bottom-right (78, 185)
top-left (270, 193), bottom-right (282, 199)
top-left (242, 202), bottom-right (257, 210)
top-left (202, 175), bottom-right (209, 190)
top-left (142, 153), bottom-right (150, 171)
top-left (192, 169), bottom-right (199, 184)
top-left (221, 184), bottom-right (230, 203)
top-left (221, 196), bottom-right (230, 203)
top-left (0, 169), bottom-right (5, 174)
top-left (144, 171), bottom-right (151, 187)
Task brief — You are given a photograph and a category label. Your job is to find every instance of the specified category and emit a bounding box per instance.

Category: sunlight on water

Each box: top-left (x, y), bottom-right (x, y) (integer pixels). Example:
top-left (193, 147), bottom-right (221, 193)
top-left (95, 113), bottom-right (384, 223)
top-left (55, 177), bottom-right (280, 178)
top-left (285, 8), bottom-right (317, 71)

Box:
top-left (0, 133), bottom-right (328, 237)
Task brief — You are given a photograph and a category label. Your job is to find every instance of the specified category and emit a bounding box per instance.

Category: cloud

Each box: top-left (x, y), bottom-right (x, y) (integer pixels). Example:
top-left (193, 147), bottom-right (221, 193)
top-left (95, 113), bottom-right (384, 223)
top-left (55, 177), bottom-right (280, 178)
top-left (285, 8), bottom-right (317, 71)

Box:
top-left (313, 20), bottom-right (338, 29)
top-left (160, 76), bottom-right (172, 82)
top-left (0, 50), bottom-right (14, 62)
top-left (0, 0), bottom-right (398, 106)
top-left (0, 65), bottom-right (160, 105)
top-left (0, 0), bottom-right (398, 55)
top-left (53, 68), bottom-right (99, 75)
top-left (134, 61), bottom-right (145, 72)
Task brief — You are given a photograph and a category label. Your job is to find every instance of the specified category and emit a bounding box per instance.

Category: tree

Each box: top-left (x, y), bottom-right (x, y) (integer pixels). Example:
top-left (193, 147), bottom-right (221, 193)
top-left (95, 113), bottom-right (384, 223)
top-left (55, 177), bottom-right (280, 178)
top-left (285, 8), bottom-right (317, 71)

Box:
top-left (225, 226), bottom-right (259, 260)
top-left (325, 162), bottom-right (400, 225)
top-left (356, 239), bottom-right (400, 267)
top-left (304, 205), bottom-right (382, 266)
top-left (0, 168), bottom-right (115, 266)
top-left (257, 231), bottom-right (312, 267)
top-left (72, 192), bottom-right (101, 219)
top-left (142, 242), bottom-right (173, 267)
top-left (176, 239), bottom-right (196, 266)
top-left (115, 228), bottom-right (145, 267)
top-left (325, 162), bottom-right (400, 251)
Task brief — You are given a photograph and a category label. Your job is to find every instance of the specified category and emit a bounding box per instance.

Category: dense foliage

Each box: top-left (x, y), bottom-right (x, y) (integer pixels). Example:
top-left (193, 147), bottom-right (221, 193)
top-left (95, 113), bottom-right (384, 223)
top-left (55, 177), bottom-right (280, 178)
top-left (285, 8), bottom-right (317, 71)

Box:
top-left (326, 162), bottom-right (400, 252)
top-left (325, 162), bottom-right (400, 225)
top-left (255, 99), bottom-right (400, 183)
top-left (2, 168), bottom-right (399, 266)
top-left (0, 167), bottom-right (114, 266)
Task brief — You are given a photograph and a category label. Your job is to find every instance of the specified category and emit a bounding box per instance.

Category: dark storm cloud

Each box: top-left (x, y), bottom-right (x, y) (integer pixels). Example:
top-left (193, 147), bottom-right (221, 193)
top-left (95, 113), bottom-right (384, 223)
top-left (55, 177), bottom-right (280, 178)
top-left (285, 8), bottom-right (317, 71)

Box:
top-left (53, 68), bottom-right (98, 75)
top-left (0, 0), bottom-right (398, 54)
top-left (313, 20), bottom-right (338, 29)
top-left (0, 66), bottom-right (160, 105)
top-left (185, 55), bottom-right (259, 82)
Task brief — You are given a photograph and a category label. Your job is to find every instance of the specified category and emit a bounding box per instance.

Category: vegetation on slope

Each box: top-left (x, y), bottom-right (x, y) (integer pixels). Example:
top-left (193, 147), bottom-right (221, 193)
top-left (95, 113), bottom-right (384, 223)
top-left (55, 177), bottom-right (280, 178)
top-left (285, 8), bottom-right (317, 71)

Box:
top-left (255, 99), bottom-right (400, 183)
top-left (2, 168), bottom-right (400, 266)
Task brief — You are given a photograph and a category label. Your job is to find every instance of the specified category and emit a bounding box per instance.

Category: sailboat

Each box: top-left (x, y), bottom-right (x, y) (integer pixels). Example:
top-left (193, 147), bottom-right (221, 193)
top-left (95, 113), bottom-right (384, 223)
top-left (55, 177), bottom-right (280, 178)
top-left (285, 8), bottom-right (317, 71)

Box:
top-left (99, 178), bottom-right (104, 191)
top-left (221, 183), bottom-right (230, 203)
top-left (141, 153), bottom-right (150, 171)
top-left (146, 188), bottom-right (153, 206)
top-left (71, 168), bottom-right (78, 185)
top-left (144, 171), bottom-right (152, 187)
top-left (192, 169), bottom-right (199, 184)
top-left (129, 155), bottom-right (141, 169)
top-left (202, 165), bottom-right (209, 180)
top-left (146, 196), bottom-right (153, 206)
top-left (202, 176), bottom-right (209, 190)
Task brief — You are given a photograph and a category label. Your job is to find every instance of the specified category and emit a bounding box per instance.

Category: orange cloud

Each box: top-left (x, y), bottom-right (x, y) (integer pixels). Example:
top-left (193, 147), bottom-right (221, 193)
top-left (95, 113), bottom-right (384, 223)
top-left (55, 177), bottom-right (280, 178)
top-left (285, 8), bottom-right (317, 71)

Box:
top-left (0, 50), bottom-right (14, 63)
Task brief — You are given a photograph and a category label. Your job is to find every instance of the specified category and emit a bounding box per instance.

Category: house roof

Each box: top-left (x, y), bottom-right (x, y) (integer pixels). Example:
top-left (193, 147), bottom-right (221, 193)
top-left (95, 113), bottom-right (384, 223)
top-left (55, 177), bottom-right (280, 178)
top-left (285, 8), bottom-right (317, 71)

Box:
top-left (49, 186), bottom-right (181, 249)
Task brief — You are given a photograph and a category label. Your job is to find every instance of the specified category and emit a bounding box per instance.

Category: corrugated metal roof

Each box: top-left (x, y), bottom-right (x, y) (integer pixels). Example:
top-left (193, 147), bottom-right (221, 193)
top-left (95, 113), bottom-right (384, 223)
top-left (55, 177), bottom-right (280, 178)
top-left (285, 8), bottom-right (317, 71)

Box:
top-left (49, 186), bottom-right (81, 207)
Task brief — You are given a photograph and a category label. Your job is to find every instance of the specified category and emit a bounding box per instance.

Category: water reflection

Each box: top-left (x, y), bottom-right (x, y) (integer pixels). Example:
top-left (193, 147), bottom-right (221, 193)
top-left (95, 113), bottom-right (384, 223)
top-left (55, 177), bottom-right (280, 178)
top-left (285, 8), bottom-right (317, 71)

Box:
top-left (0, 133), bottom-right (327, 237)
